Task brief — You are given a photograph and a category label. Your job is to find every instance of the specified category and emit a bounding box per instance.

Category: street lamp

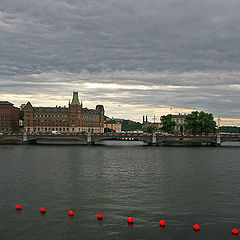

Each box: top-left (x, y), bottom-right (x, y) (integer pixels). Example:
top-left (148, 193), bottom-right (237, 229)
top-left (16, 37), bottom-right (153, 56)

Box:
top-left (217, 116), bottom-right (221, 133)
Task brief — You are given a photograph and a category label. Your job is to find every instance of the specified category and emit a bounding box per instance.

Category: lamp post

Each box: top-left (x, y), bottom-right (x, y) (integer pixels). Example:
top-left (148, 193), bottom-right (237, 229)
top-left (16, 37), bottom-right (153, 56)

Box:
top-left (217, 116), bottom-right (221, 132)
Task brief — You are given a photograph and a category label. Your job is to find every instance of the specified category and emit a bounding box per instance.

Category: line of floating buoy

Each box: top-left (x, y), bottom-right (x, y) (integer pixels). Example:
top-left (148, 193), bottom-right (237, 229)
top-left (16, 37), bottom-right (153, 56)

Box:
top-left (232, 229), bottom-right (239, 235)
top-left (127, 217), bottom-right (134, 224)
top-left (15, 205), bottom-right (239, 235)
top-left (68, 210), bottom-right (74, 216)
top-left (16, 205), bottom-right (22, 210)
top-left (193, 224), bottom-right (200, 231)
top-left (40, 207), bottom-right (46, 213)
top-left (159, 220), bottom-right (166, 226)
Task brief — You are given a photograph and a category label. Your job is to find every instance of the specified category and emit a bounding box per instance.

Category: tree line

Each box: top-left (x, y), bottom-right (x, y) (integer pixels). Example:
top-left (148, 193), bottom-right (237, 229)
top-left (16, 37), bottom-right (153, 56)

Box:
top-left (143, 111), bottom-right (217, 134)
top-left (160, 111), bottom-right (217, 134)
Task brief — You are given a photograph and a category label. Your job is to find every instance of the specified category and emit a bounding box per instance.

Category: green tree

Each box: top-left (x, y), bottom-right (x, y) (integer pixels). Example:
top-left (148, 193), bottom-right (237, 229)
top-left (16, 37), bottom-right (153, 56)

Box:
top-left (219, 126), bottom-right (240, 133)
top-left (121, 120), bottom-right (142, 131)
top-left (160, 114), bottom-right (176, 133)
top-left (142, 125), bottom-right (158, 133)
top-left (185, 111), bottom-right (217, 134)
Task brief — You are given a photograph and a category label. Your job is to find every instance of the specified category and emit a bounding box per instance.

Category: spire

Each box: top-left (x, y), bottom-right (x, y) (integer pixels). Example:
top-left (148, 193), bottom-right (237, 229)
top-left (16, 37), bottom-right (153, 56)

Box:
top-left (71, 92), bottom-right (80, 105)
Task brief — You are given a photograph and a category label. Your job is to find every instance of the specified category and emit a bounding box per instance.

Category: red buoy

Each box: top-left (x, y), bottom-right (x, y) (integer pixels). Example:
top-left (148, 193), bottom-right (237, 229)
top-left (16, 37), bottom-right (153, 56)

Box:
top-left (16, 205), bottom-right (22, 210)
top-left (232, 228), bottom-right (239, 235)
top-left (128, 217), bottom-right (134, 224)
top-left (159, 220), bottom-right (166, 226)
top-left (68, 210), bottom-right (74, 216)
top-left (193, 224), bottom-right (200, 231)
top-left (97, 213), bottom-right (103, 219)
top-left (40, 207), bottom-right (46, 213)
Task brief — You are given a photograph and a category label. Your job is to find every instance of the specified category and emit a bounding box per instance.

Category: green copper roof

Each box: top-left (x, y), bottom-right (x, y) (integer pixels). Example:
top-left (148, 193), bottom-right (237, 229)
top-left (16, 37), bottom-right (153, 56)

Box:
top-left (71, 92), bottom-right (80, 105)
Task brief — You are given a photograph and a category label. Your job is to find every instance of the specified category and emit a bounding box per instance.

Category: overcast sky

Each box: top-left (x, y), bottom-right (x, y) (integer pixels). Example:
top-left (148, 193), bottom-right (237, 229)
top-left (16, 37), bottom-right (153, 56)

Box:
top-left (0, 0), bottom-right (240, 125)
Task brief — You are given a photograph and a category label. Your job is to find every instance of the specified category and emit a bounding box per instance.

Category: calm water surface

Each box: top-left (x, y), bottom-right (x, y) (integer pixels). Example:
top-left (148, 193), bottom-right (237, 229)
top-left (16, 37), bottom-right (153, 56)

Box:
top-left (1, 141), bottom-right (240, 240)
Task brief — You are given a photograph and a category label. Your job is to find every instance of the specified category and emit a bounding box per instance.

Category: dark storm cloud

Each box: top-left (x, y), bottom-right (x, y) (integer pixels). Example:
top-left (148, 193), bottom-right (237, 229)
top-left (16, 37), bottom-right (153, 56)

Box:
top-left (0, 0), bottom-right (240, 124)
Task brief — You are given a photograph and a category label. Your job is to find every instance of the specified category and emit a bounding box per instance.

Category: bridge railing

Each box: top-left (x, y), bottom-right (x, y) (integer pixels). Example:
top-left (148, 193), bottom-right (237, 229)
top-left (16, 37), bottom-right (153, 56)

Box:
top-left (1, 132), bottom-right (240, 144)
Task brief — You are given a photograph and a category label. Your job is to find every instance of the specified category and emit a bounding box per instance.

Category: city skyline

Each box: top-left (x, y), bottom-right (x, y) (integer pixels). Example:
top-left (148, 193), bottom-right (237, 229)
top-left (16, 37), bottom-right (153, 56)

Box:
top-left (0, 0), bottom-right (240, 126)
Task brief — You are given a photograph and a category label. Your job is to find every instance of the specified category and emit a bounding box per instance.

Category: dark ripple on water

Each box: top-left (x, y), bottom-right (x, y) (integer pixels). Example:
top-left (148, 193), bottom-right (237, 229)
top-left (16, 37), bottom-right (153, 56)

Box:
top-left (1, 142), bottom-right (240, 240)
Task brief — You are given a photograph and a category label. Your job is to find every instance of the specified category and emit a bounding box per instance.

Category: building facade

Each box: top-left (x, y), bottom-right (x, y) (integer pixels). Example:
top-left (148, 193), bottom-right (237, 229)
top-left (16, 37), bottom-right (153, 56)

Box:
top-left (104, 118), bottom-right (122, 133)
top-left (171, 114), bottom-right (186, 134)
top-left (23, 92), bottom-right (105, 133)
top-left (0, 101), bottom-right (20, 133)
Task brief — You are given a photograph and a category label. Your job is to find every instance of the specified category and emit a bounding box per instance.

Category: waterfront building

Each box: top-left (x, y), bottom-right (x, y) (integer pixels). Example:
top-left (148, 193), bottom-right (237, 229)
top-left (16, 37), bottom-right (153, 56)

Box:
top-left (171, 114), bottom-right (186, 134)
top-left (0, 101), bottom-right (20, 133)
top-left (104, 118), bottom-right (122, 133)
top-left (147, 122), bottom-right (162, 130)
top-left (23, 92), bottom-right (105, 133)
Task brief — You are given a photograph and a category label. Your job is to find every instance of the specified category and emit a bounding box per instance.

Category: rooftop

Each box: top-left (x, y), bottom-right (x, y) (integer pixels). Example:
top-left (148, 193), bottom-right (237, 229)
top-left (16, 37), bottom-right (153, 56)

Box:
top-left (172, 114), bottom-right (186, 118)
top-left (0, 101), bottom-right (13, 105)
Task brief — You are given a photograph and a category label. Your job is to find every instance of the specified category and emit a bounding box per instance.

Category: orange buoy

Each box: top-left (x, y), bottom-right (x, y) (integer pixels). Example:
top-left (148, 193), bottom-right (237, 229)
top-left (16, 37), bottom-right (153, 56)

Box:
top-left (68, 210), bottom-right (74, 216)
top-left (40, 207), bottom-right (46, 213)
top-left (16, 205), bottom-right (22, 210)
top-left (159, 220), bottom-right (166, 226)
top-left (97, 213), bottom-right (103, 219)
top-left (232, 228), bottom-right (239, 235)
top-left (193, 224), bottom-right (200, 231)
top-left (128, 217), bottom-right (134, 224)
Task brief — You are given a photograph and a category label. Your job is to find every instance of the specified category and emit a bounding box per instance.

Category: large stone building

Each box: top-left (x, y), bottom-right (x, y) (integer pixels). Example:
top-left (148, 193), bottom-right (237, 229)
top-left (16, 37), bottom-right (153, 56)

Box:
top-left (172, 114), bottom-right (186, 133)
top-left (104, 118), bottom-right (122, 133)
top-left (0, 101), bottom-right (20, 133)
top-left (23, 92), bottom-right (105, 133)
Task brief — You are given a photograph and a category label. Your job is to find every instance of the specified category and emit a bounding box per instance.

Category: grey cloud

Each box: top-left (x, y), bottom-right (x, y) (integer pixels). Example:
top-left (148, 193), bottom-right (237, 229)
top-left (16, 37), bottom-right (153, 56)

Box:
top-left (0, 0), bottom-right (240, 124)
top-left (1, 0), bottom-right (240, 72)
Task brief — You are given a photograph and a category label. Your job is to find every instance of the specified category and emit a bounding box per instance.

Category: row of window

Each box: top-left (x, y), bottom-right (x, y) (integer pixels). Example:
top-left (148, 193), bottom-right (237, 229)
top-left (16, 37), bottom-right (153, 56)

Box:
top-left (25, 119), bottom-right (98, 125)
top-left (27, 127), bottom-right (100, 132)
top-left (0, 108), bottom-right (9, 114)
top-left (0, 122), bottom-right (10, 126)
top-left (35, 115), bottom-right (68, 118)
top-left (30, 114), bottom-right (99, 119)
top-left (174, 119), bottom-right (184, 123)
top-left (1, 116), bottom-right (9, 120)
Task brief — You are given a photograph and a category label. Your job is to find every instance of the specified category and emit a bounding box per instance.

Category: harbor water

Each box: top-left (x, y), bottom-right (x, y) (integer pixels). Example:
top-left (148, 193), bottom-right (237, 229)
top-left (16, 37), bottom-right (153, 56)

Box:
top-left (1, 141), bottom-right (240, 240)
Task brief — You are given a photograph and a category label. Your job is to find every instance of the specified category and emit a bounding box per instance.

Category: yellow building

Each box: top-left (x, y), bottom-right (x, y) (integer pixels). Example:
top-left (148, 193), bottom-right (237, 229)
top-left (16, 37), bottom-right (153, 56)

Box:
top-left (104, 119), bottom-right (122, 133)
top-left (171, 114), bottom-right (186, 134)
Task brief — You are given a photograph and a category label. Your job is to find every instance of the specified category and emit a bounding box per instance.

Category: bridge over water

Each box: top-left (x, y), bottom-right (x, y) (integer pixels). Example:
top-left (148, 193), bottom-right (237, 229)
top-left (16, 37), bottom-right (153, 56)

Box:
top-left (0, 133), bottom-right (240, 146)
